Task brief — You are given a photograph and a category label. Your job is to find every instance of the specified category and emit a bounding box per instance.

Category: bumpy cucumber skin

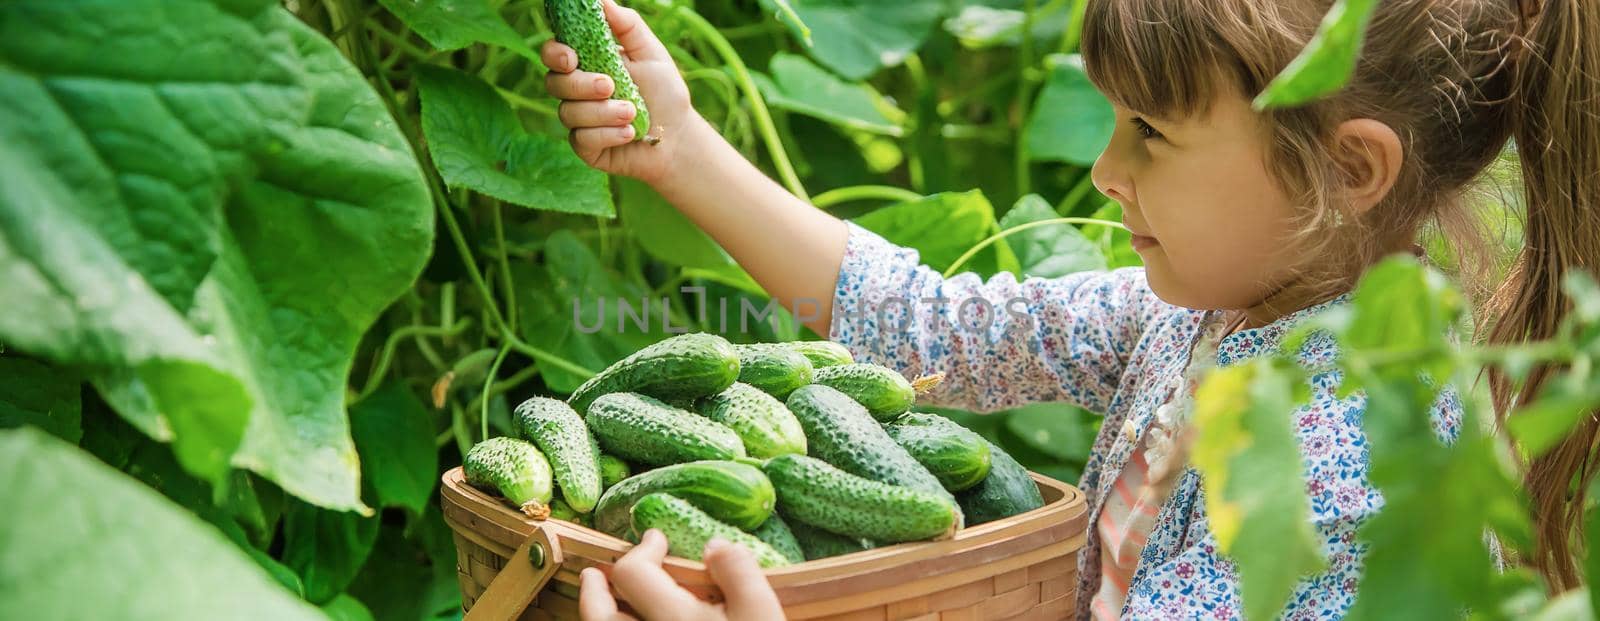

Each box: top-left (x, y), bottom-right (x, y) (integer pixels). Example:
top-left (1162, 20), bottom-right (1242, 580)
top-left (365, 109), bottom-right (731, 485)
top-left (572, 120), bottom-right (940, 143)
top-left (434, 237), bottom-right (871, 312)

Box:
top-left (764, 454), bottom-right (955, 542)
top-left (592, 460), bottom-right (775, 539)
top-left (630, 493), bottom-right (791, 568)
top-left (732, 344), bottom-right (814, 399)
top-left (567, 333), bottom-right (741, 414)
top-left (598, 454), bottom-right (632, 491)
top-left (782, 341), bottom-right (854, 368)
top-left (751, 513), bottom-right (807, 565)
top-left (464, 437), bottom-right (554, 510)
top-left (695, 382), bottom-right (807, 459)
top-left (587, 392), bottom-right (747, 467)
top-left (785, 385), bottom-right (962, 525)
top-left (786, 517), bottom-right (876, 561)
top-left (885, 412), bottom-right (993, 493)
top-left (513, 397), bottom-right (603, 513)
top-left (810, 363), bottom-right (916, 422)
top-left (544, 0), bottom-right (651, 141)
top-left (956, 439), bottom-right (1045, 525)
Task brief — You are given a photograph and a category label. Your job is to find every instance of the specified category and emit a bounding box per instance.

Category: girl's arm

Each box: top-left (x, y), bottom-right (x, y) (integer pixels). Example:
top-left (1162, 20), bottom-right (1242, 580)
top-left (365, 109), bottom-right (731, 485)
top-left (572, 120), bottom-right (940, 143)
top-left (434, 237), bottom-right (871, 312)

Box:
top-left (545, 0), bottom-right (1159, 413)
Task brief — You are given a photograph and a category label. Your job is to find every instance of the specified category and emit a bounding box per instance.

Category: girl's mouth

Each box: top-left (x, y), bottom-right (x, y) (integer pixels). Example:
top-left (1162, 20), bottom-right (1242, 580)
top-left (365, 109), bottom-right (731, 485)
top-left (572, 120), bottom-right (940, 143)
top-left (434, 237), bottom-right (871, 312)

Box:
top-left (1130, 234), bottom-right (1160, 250)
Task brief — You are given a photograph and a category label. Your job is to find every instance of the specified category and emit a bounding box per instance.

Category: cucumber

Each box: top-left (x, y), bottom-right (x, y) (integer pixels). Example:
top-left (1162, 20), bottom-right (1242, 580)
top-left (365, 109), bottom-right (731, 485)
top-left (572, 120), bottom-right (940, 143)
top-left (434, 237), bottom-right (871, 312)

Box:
top-left (592, 460), bottom-right (776, 539)
top-left (513, 397), bottom-right (603, 513)
top-left (695, 382), bottom-right (807, 459)
top-left (549, 498), bottom-right (582, 523)
top-left (956, 439), bottom-right (1045, 525)
top-left (751, 513), bottom-right (806, 565)
top-left (732, 344), bottom-right (814, 399)
top-left (810, 363), bottom-right (916, 422)
top-left (599, 453), bottom-right (632, 491)
top-left (781, 341), bottom-right (854, 369)
top-left (764, 454), bottom-right (956, 543)
top-left (544, 0), bottom-right (652, 142)
top-left (785, 385), bottom-right (962, 525)
top-left (786, 517), bottom-right (876, 561)
top-left (464, 437), bottom-right (554, 518)
top-left (884, 412), bottom-right (993, 492)
top-left (567, 333), bottom-right (741, 414)
top-left (630, 493), bottom-right (792, 568)
top-left (587, 392), bottom-right (746, 467)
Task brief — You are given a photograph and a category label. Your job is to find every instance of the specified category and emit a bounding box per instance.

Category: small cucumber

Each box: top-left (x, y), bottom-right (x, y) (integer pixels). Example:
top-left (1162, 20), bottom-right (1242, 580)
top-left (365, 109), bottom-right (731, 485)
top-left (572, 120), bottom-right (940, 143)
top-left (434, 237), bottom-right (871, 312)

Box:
top-left (592, 460), bottom-right (775, 539)
top-left (630, 493), bottom-right (792, 568)
top-left (785, 385), bottom-right (962, 525)
top-left (764, 454), bottom-right (956, 543)
top-left (544, 0), bottom-right (653, 142)
top-left (732, 344), bottom-right (814, 399)
top-left (513, 397), bottom-right (603, 513)
top-left (464, 437), bottom-right (554, 518)
top-left (567, 333), bottom-right (741, 414)
top-left (599, 453), bottom-right (632, 491)
top-left (884, 412), bottom-right (993, 492)
top-left (587, 392), bottom-right (746, 467)
top-left (956, 439), bottom-right (1045, 525)
top-left (781, 341), bottom-right (854, 369)
top-left (786, 517), bottom-right (876, 561)
top-left (751, 513), bottom-right (807, 565)
top-left (811, 363), bottom-right (916, 422)
top-left (695, 382), bottom-right (807, 459)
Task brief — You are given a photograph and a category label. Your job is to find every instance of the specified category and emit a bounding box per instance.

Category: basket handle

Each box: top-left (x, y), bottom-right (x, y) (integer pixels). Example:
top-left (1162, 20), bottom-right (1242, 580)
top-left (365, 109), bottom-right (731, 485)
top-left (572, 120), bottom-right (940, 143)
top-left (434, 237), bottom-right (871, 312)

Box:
top-left (464, 523), bottom-right (565, 621)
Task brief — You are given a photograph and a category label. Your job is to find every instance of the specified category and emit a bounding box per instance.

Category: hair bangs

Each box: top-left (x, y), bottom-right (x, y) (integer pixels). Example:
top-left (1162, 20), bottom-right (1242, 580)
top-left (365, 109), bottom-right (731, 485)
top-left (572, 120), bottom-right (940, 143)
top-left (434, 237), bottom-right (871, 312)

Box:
top-left (1081, 0), bottom-right (1240, 120)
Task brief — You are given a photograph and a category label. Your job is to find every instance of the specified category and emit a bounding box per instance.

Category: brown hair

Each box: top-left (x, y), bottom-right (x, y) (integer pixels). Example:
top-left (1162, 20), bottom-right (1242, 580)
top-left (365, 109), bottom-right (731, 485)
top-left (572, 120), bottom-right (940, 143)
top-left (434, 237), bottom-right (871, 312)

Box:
top-left (1081, 0), bottom-right (1600, 593)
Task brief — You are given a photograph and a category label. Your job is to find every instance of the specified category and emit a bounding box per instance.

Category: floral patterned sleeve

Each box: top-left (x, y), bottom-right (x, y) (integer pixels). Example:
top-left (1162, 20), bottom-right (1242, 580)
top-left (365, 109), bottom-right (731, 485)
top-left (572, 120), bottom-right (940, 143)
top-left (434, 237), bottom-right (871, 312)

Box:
top-left (825, 220), bottom-right (1159, 414)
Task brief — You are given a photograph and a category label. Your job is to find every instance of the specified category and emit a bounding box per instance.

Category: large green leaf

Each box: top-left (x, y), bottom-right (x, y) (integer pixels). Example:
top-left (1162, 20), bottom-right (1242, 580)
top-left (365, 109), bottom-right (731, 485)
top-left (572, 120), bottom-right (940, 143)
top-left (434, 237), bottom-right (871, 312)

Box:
top-left (283, 501), bottom-right (381, 605)
top-left (1024, 54), bottom-right (1114, 166)
top-left (1002, 402), bottom-right (1095, 464)
top-left (852, 190), bottom-right (1014, 275)
top-left (0, 427), bottom-right (323, 619)
top-left (377, 0), bottom-right (535, 58)
top-left (348, 512), bottom-right (462, 621)
top-left (1252, 0), bottom-right (1379, 109)
top-left (351, 382), bottom-right (440, 516)
top-left (942, 4), bottom-right (1072, 50)
top-left (997, 194), bottom-right (1105, 278)
top-left (0, 0), bottom-right (435, 511)
top-left (1191, 361), bottom-right (1327, 620)
top-left (0, 356), bottom-right (82, 443)
top-left (757, 0), bottom-right (946, 80)
top-left (753, 53), bottom-right (904, 136)
top-left (417, 65), bottom-right (614, 217)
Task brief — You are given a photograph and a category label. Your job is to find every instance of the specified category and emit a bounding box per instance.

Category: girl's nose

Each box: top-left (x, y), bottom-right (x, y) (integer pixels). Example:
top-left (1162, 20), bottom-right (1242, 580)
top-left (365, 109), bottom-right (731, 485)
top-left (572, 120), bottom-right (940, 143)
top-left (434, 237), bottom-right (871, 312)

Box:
top-left (1090, 143), bottom-right (1133, 205)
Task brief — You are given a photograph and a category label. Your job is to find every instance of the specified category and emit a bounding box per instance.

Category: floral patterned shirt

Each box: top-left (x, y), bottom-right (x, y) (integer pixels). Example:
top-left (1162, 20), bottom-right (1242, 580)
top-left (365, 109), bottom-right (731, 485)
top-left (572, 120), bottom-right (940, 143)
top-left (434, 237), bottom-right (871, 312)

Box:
top-left (825, 221), bottom-right (1463, 620)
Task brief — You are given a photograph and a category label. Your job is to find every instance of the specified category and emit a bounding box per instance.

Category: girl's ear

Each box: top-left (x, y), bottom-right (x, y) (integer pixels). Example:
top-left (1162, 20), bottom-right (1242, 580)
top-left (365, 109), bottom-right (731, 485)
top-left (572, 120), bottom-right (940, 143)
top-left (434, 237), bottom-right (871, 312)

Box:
top-left (1330, 118), bottom-right (1404, 215)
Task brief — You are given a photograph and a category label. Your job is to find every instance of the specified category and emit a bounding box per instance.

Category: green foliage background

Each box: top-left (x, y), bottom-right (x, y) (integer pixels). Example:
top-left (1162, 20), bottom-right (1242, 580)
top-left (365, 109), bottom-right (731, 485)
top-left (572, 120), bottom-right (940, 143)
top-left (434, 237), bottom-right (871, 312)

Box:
top-left (1, 0), bottom-right (1597, 620)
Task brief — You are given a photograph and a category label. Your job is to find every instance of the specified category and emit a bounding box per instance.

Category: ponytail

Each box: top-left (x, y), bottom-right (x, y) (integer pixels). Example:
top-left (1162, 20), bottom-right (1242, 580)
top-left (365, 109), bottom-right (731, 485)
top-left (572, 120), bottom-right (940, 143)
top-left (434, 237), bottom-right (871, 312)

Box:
top-left (1483, 0), bottom-right (1600, 593)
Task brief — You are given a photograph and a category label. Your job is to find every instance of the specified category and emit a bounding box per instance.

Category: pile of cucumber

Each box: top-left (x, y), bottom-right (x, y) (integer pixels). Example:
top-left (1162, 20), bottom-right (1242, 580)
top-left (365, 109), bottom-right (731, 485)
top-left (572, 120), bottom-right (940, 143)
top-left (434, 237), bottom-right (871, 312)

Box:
top-left (463, 332), bottom-right (1045, 569)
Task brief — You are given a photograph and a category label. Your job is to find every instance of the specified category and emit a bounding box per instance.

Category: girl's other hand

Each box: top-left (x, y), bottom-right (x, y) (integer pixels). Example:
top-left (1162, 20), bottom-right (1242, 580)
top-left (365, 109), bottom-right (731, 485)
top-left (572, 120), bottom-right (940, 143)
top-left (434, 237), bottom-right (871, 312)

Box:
top-left (579, 528), bottom-right (786, 621)
top-left (541, 0), bottom-right (703, 186)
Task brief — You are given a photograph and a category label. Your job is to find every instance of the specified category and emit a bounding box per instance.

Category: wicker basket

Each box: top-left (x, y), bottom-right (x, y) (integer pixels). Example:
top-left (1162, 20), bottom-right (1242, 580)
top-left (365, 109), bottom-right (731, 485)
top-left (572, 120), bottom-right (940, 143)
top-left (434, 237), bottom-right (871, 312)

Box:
top-left (442, 466), bottom-right (1087, 621)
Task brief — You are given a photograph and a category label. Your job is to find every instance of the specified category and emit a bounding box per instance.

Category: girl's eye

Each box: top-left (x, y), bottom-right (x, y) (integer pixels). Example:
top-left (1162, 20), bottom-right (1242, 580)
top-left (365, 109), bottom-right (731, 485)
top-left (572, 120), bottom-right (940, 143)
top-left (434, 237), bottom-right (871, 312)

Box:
top-left (1132, 117), bottom-right (1163, 140)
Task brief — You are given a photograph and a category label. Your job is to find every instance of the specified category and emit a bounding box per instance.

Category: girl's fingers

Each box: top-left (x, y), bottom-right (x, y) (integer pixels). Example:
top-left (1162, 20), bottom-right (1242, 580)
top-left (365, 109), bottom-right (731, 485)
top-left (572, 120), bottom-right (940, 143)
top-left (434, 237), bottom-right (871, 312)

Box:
top-left (601, 0), bottom-right (671, 63)
top-left (579, 567), bottom-right (637, 621)
top-left (703, 539), bottom-right (784, 620)
top-left (569, 126), bottom-right (636, 163)
top-left (559, 100), bottom-right (636, 129)
top-left (546, 70), bottom-right (615, 101)
top-left (540, 40), bottom-right (578, 73)
top-left (609, 530), bottom-right (710, 621)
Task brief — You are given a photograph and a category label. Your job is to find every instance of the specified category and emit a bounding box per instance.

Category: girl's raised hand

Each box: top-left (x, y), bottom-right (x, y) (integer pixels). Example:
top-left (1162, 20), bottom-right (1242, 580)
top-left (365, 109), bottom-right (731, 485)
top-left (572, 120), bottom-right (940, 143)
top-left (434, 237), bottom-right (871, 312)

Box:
top-left (579, 528), bottom-right (786, 621)
top-left (542, 0), bottom-right (701, 185)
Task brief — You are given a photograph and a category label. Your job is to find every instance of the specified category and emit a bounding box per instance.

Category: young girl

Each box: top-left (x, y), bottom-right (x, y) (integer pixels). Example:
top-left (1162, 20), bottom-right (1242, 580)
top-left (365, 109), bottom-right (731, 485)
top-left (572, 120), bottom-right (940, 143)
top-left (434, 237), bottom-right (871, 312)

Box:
top-left (546, 0), bottom-right (1599, 618)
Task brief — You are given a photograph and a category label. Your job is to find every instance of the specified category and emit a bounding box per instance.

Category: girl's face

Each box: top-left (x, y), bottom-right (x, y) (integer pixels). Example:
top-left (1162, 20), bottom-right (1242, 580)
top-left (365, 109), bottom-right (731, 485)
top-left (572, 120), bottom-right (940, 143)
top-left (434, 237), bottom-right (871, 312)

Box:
top-left (1090, 83), bottom-right (1306, 319)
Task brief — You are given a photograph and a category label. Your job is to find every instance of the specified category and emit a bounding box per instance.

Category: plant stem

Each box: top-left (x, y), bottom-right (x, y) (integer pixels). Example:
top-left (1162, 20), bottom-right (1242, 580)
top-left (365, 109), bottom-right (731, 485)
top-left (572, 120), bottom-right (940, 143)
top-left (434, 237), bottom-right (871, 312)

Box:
top-left (1014, 0), bottom-right (1038, 196)
top-left (491, 203), bottom-right (519, 334)
top-left (670, 6), bottom-right (809, 201)
top-left (481, 344), bottom-right (512, 442)
top-left (358, 318), bottom-right (474, 401)
top-left (811, 185), bottom-right (924, 209)
top-left (943, 217), bottom-right (1127, 277)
